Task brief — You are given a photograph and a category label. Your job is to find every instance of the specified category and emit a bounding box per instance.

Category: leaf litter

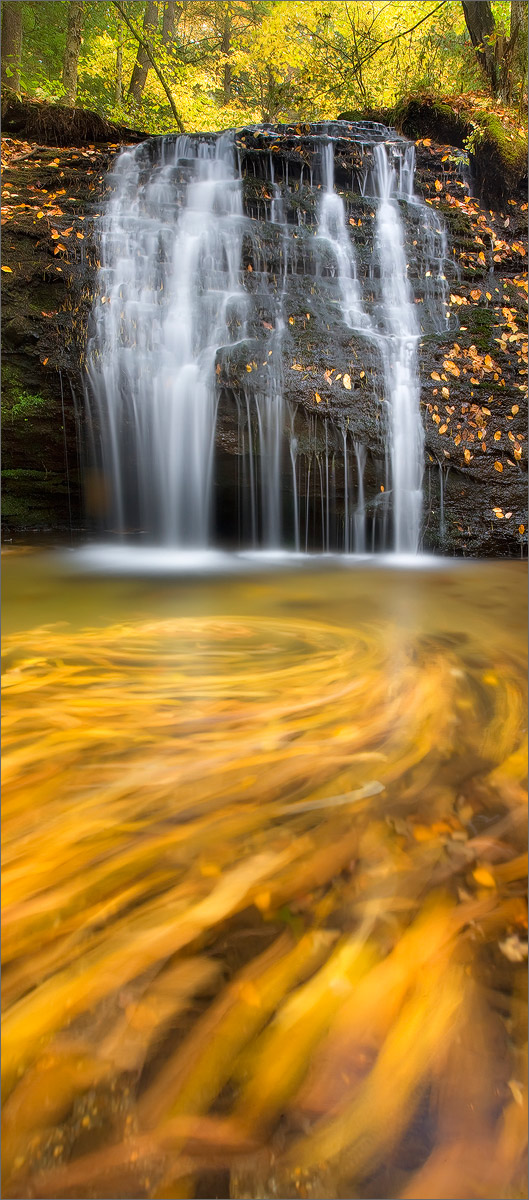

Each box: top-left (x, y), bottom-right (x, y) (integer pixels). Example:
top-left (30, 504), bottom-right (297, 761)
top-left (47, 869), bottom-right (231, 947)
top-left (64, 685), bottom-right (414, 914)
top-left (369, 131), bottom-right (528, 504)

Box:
top-left (1, 597), bottom-right (527, 1199)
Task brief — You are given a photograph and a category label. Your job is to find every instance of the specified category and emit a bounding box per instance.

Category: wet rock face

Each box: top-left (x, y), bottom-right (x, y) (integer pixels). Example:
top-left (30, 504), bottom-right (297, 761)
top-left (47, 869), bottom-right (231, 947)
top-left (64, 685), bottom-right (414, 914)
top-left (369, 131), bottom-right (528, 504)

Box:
top-left (1, 121), bottom-right (527, 554)
top-left (1, 138), bottom-right (114, 532)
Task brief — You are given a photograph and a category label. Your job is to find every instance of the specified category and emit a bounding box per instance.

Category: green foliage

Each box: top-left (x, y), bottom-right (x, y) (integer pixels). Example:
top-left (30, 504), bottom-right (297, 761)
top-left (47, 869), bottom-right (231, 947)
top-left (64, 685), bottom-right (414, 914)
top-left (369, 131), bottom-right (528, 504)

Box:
top-left (8, 1), bottom-right (529, 132)
top-left (2, 386), bottom-right (49, 424)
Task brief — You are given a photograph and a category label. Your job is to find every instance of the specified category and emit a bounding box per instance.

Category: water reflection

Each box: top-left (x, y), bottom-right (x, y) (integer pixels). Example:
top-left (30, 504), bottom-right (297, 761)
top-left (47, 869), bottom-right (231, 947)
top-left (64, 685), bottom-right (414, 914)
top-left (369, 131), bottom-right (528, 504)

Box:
top-left (2, 556), bottom-right (527, 1200)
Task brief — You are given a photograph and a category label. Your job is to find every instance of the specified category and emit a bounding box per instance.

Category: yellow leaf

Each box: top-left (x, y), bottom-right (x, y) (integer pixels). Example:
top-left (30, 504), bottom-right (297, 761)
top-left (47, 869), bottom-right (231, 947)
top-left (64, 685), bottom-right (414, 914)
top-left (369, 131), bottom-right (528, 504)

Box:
top-left (519, 524), bottom-right (525, 535)
top-left (494, 431), bottom-right (501, 441)
top-left (434, 180), bottom-right (443, 192)
top-left (478, 251), bottom-right (486, 263)
top-left (432, 413), bottom-right (440, 424)
top-left (512, 405), bottom-right (519, 414)
top-left (473, 867), bottom-right (496, 889)
top-left (439, 424), bottom-right (447, 434)
top-left (470, 289), bottom-right (481, 300)
top-left (430, 371), bottom-right (441, 381)
top-left (343, 374), bottom-right (351, 390)
top-left (494, 461), bottom-right (503, 472)
top-left (481, 407), bottom-right (491, 415)
top-left (291, 363), bottom-right (303, 371)
top-left (464, 448), bottom-right (471, 462)
top-left (314, 392), bottom-right (322, 404)
top-left (454, 434), bottom-right (461, 446)
top-left (76, 231), bottom-right (84, 240)
top-left (441, 387), bottom-right (449, 398)
top-left (288, 316), bottom-right (295, 325)
top-left (1, 264), bottom-right (13, 273)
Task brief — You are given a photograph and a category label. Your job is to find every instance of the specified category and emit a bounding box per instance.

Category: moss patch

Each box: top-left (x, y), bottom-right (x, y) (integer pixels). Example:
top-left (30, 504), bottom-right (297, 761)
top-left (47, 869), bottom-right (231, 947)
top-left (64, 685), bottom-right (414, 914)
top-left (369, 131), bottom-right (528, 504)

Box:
top-left (469, 114), bottom-right (528, 204)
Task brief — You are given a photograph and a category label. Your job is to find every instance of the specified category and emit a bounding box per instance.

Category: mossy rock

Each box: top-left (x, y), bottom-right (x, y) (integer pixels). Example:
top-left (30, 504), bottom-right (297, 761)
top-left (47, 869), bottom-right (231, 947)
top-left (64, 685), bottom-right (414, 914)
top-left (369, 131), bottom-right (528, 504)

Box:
top-left (463, 307), bottom-right (500, 353)
top-left (1, 468), bottom-right (79, 530)
top-left (385, 94), bottom-right (527, 206)
top-left (470, 115), bottom-right (528, 205)
top-left (390, 95), bottom-right (473, 147)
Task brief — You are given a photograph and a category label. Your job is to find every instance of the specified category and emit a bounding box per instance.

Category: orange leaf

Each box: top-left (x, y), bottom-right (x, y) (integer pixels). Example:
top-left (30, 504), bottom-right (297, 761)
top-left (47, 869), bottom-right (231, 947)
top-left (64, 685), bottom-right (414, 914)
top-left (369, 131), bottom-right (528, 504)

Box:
top-left (470, 289), bottom-right (481, 300)
top-left (494, 461), bottom-right (503, 472)
top-left (1, 264), bottom-right (13, 273)
top-left (519, 525), bottom-right (525, 535)
top-left (314, 392), bottom-right (322, 404)
top-left (493, 431), bottom-right (501, 441)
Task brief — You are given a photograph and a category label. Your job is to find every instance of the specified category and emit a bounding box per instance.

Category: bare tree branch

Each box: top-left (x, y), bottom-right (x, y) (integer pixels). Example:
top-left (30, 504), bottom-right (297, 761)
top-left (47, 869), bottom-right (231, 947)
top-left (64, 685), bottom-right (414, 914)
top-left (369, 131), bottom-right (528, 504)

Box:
top-left (112, 0), bottom-right (185, 131)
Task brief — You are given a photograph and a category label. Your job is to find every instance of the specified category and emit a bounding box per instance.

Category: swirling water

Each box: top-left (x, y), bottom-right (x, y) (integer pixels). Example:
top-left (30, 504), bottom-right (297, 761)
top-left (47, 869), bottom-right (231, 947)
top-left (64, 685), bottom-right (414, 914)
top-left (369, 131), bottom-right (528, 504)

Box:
top-left (2, 552), bottom-right (527, 1200)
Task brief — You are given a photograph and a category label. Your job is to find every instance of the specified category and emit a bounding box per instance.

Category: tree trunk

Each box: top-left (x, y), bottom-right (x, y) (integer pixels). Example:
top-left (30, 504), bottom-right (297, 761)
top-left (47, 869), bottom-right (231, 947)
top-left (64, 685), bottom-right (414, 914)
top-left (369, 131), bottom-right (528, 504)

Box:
top-left (1, 1), bottom-right (23, 93)
top-left (62, 1), bottom-right (84, 106)
top-left (162, 1), bottom-right (175, 45)
top-left (462, 1), bottom-right (500, 96)
top-left (115, 19), bottom-right (123, 104)
top-left (128, 0), bottom-right (159, 103)
top-left (221, 11), bottom-right (232, 105)
top-left (509, 0), bottom-right (528, 101)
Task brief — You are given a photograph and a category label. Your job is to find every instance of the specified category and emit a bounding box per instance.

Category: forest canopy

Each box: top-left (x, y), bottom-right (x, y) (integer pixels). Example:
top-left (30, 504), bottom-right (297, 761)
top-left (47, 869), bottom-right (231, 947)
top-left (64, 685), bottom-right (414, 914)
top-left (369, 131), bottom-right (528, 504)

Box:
top-left (1, 1), bottom-right (528, 133)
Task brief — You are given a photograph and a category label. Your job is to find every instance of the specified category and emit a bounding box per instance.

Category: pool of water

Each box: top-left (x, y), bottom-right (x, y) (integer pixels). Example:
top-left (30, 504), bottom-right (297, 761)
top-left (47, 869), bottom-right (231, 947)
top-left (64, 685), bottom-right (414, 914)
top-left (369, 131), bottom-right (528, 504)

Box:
top-left (2, 552), bottom-right (527, 1199)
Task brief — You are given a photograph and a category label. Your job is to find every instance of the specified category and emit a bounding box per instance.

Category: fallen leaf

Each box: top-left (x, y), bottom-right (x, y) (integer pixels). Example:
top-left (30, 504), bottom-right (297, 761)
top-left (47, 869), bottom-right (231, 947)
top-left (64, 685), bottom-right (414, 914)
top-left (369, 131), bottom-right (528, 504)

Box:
top-left (494, 461), bottom-right (503, 472)
top-left (473, 867), bottom-right (495, 888)
top-left (343, 374), bottom-right (351, 390)
top-left (1, 264), bottom-right (13, 273)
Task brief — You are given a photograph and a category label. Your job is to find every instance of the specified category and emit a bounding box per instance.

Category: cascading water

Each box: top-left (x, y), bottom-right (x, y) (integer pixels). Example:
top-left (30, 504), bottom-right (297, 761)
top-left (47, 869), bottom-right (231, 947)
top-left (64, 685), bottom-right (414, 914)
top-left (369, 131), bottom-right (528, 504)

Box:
top-left (373, 142), bottom-right (423, 554)
top-left (87, 133), bottom-right (246, 545)
top-left (86, 121), bottom-right (450, 553)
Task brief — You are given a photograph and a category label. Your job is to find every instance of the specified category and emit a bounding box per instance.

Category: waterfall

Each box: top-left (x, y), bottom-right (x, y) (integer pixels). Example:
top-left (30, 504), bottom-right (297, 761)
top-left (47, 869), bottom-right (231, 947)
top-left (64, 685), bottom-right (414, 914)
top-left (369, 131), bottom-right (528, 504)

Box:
top-left (86, 122), bottom-right (449, 554)
top-left (317, 139), bottom-right (366, 330)
top-left (87, 134), bottom-right (246, 545)
top-left (373, 143), bottom-right (423, 554)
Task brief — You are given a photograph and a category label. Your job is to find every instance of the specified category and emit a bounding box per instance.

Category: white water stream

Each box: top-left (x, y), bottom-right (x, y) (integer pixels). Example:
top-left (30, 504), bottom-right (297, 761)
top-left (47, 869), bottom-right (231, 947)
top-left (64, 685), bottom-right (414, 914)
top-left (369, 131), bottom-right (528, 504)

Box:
top-left (86, 124), bottom-right (448, 552)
